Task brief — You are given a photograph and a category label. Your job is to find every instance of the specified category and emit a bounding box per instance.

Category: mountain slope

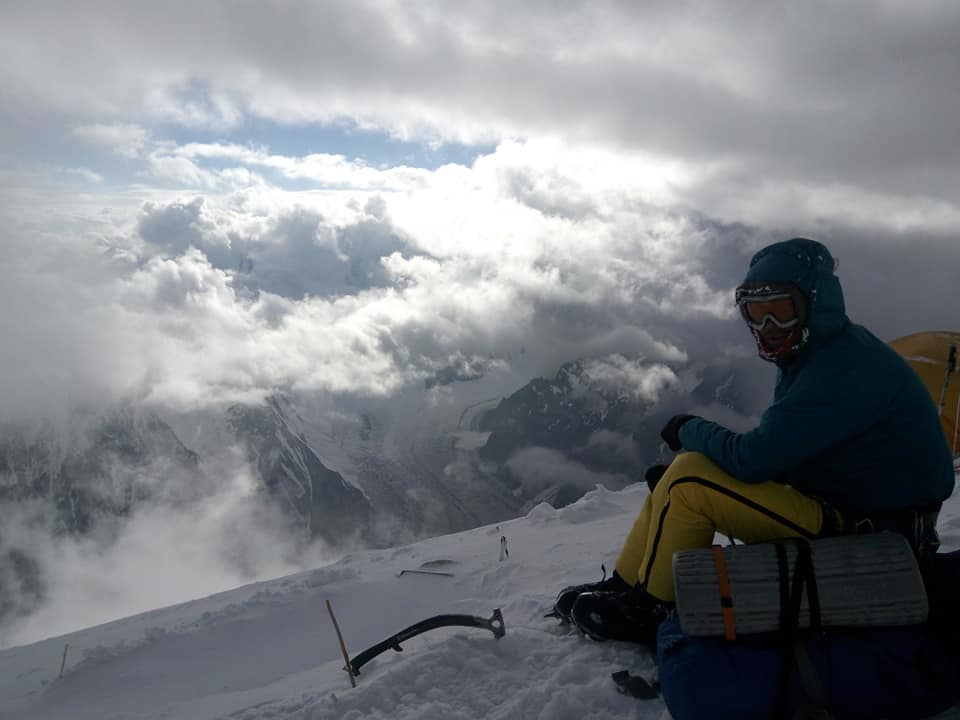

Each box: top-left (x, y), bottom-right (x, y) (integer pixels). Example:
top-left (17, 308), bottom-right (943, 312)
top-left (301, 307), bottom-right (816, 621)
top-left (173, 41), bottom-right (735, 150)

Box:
top-left (0, 484), bottom-right (652, 720)
top-left (0, 407), bottom-right (206, 627)
top-left (0, 406), bottom-right (203, 534)
top-left (2, 477), bottom-right (958, 720)
top-left (227, 399), bottom-right (375, 546)
top-left (474, 355), bottom-right (753, 510)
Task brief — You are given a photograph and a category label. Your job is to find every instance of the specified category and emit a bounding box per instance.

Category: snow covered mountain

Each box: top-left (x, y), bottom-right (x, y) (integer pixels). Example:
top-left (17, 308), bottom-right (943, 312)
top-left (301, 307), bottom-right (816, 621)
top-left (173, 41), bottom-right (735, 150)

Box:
top-left (225, 399), bottom-right (375, 546)
top-left (0, 406), bottom-right (203, 534)
top-left (0, 353), bottom-right (756, 648)
top-left (475, 356), bottom-right (752, 509)
top-left (0, 407), bottom-right (205, 626)
top-left (275, 393), bottom-right (522, 541)
top-left (0, 354), bottom-right (748, 553)
top-left (2, 477), bottom-right (958, 720)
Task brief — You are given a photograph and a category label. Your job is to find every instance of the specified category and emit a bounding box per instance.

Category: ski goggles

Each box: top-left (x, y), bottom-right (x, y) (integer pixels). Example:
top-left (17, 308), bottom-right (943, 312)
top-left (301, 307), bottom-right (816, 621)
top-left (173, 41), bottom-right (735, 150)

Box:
top-left (735, 284), bottom-right (806, 331)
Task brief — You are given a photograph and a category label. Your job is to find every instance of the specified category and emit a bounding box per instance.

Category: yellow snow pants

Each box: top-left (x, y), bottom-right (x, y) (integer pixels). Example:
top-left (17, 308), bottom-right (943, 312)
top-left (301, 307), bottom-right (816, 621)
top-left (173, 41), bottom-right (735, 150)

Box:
top-left (615, 452), bottom-right (838, 602)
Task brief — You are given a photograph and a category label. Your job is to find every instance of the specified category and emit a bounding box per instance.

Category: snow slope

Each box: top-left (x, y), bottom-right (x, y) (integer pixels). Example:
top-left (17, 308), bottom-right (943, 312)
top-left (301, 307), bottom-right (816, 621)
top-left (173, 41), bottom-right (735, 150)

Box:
top-left (2, 478), bottom-right (960, 720)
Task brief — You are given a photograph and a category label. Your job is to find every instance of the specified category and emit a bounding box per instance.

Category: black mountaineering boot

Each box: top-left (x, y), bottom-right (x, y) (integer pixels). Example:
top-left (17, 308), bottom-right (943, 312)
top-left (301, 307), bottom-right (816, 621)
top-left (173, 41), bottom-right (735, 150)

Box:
top-left (570, 585), bottom-right (671, 648)
top-left (552, 569), bottom-right (630, 622)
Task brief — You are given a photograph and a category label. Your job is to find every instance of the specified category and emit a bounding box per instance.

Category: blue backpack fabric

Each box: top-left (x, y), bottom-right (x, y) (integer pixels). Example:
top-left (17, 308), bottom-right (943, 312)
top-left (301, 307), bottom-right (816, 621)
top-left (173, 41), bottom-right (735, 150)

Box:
top-left (657, 616), bottom-right (958, 720)
top-left (656, 549), bottom-right (960, 720)
top-left (924, 549), bottom-right (960, 645)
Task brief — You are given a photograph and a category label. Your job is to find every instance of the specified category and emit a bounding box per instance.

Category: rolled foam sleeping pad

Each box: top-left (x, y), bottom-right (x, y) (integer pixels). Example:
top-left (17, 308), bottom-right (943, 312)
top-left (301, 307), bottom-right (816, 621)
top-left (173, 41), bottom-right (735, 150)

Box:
top-left (673, 532), bottom-right (928, 637)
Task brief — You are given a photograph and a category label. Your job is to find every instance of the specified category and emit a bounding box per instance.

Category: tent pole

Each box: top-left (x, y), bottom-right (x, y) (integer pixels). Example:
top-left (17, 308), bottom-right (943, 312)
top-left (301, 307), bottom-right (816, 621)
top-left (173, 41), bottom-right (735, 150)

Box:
top-left (938, 345), bottom-right (957, 416)
top-left (953, 385), bottom-right (959, 460)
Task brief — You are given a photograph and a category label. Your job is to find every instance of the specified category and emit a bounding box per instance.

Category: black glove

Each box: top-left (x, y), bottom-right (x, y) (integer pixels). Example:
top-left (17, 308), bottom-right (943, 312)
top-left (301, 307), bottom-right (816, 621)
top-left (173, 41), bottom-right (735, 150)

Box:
top-left (644, 464), bottom-right (668, 493)
top-left (660, 414), bottom-right (696, 452)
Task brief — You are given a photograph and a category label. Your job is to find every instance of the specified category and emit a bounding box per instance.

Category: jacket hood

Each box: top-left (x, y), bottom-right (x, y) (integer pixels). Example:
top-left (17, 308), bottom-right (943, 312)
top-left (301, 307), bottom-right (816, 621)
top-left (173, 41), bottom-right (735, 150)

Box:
top-left (743, 238), bottom-right (848, 351)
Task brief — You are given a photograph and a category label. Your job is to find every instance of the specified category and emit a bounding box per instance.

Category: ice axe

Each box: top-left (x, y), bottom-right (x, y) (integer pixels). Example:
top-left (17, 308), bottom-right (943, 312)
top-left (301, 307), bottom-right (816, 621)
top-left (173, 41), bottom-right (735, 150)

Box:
top-left (347, 608), bottom-right (505, 676)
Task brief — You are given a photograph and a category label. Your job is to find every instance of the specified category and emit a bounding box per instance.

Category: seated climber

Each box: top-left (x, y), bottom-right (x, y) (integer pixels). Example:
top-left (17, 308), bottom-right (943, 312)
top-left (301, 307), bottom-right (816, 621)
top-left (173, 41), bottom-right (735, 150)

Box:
top-left (556, 237), bottom-right (956, 646)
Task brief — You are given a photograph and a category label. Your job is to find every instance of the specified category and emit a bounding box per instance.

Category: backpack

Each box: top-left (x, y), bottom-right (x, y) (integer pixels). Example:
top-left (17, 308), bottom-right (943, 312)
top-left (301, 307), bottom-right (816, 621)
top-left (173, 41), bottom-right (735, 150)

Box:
top-left (656, 544), bottom-right (960, 720)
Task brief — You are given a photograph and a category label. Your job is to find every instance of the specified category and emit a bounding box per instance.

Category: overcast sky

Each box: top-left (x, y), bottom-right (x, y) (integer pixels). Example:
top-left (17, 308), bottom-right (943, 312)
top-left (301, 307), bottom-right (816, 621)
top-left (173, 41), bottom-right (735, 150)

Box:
top-left (2, 0), bottom-right (959, 419)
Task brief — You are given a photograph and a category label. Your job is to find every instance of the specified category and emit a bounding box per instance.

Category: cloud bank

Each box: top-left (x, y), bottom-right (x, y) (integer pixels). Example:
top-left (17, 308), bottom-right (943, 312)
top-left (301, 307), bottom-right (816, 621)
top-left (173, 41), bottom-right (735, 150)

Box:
top-left (0, 452), bottom-right (331, 648)
top-left (2, 140), bottom-right (775, 420)
top-left (3, 2), bottom-right (960, 232)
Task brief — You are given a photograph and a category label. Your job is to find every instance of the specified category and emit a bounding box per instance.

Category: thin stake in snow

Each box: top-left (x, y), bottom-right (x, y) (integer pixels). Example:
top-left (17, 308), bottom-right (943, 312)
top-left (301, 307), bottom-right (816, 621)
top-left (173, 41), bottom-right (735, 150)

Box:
top-left (325, 599), bottom-right (356, 688)
top-left (58, 643), bottom-right (70, 678)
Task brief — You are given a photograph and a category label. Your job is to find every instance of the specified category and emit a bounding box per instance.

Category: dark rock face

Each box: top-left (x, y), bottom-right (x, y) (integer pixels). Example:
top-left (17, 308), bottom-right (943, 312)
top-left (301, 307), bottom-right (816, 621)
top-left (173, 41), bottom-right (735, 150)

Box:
top-left (0, 408), bottom-right (203, 535)
top-left (0, 407), bottom-right (205, 626)
top-left (0, 547), bottom-right (44, 626)
top-left (478, 360), bottom-right (650, 477)
top-left (474, 356), bottom-right (750, 508)
top-left (226, 400), bottom-right (374, 546)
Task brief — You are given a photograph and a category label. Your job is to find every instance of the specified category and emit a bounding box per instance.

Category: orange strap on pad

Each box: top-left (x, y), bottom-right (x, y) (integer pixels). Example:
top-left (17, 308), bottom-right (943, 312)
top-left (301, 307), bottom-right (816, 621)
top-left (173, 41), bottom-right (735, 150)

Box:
top-left (712, 545), bottom-right (737, 641)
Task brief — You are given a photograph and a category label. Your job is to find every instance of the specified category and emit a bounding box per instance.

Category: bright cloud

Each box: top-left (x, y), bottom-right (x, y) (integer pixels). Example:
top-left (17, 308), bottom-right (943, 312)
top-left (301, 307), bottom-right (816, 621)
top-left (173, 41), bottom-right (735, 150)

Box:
top-left (0, 140), bottom-right (756, 418)
top-left (63, 167), bottom-right (104, 183)
top-left (2, 2), bottom-right (959, 231)
top-left (0, 2), bottom-right (958, 417)
top-left (148, 142), bottom-right (432, 191)
top-left (581, 356), bottom-right (680, 403)
top-left (73, 123), bottom-right (150, 159)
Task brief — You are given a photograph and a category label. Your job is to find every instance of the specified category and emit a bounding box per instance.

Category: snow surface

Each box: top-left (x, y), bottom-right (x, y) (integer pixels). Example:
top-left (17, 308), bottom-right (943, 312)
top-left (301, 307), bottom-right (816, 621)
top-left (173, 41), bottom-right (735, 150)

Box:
top-left (2, 480), bottom-right (960, 720)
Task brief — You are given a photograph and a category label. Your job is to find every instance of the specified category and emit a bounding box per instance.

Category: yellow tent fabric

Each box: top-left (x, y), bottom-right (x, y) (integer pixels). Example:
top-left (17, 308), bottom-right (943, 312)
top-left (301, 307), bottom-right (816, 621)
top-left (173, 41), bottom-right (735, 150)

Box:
top-left (889, 331), bottom-right (960, 458)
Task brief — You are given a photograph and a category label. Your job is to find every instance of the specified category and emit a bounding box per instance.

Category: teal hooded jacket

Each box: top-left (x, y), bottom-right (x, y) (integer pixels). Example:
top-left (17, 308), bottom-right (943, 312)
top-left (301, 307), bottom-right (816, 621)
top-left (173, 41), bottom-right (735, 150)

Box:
top-left (678, 238), bottom-right (955, 517)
